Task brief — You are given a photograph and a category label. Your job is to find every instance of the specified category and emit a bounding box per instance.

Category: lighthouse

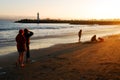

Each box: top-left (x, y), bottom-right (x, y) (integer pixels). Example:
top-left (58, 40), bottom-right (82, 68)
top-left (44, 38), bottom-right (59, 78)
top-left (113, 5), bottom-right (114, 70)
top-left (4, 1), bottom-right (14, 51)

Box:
top-left (37, 12), bottom-right (40, 23)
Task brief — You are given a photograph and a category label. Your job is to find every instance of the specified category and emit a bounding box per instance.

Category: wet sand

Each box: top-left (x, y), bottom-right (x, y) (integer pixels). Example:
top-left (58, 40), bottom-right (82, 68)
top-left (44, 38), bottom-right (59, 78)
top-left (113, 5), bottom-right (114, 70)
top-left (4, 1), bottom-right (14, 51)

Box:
top-left (1, 34), bottom-right (120, 80)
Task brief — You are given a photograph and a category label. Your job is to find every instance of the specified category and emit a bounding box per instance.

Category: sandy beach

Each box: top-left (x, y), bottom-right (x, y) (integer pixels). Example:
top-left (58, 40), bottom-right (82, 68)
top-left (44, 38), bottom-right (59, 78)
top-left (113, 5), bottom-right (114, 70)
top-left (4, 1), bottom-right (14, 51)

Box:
top-left (1, 34), bottom-right (120, 80)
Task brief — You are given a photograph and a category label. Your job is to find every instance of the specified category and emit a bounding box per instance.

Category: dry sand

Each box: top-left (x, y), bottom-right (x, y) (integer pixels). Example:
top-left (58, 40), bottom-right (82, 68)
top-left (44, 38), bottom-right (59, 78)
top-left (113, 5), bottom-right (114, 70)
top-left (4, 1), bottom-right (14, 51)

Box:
top-left (1, 34), bottom-right (120, 80)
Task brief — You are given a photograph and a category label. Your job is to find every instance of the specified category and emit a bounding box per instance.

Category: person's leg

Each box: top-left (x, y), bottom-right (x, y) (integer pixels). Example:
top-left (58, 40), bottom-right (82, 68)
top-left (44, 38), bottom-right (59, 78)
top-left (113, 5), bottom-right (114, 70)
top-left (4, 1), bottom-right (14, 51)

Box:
top-left (26, 45), bottom-right (30, 62)
top-left (78, 36), bottom-right (81, 42)
top-left (16, 53), bottom-right (21, 66)
top-left (16, 52), bottom-right (23, 67)
top-left (19, 54), bottom-right (21, 64)
top-left (21, 52), bottom-right (25, 67)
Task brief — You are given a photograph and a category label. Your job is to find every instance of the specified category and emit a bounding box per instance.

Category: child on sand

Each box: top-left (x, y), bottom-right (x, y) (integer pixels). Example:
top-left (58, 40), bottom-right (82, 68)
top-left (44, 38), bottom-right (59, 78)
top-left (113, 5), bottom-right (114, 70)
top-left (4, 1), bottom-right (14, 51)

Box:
top-left (98, 37), bottom-right (104, 42)
top-left (16, 29), bottom-right (26, 67)
top-left (91, 35), bottom-right (104, 42)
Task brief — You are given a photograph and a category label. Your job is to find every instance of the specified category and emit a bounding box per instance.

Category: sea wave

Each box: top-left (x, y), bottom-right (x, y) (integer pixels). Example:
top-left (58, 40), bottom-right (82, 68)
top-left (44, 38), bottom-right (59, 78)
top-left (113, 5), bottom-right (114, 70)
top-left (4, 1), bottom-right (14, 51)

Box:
top-left (0, 26), bottom-right (70, 31)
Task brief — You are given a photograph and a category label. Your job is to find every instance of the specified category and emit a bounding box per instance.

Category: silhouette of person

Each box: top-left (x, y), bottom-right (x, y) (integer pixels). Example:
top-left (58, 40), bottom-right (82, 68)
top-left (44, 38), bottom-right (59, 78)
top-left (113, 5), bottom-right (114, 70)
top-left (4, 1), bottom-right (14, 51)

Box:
top-left (78, 29), bottom-right (82, 42)
top-left (91, 35), bottom-right (97, 42)
top-left (16, 29), bottom-right (26, 67)
top-left (24, 28), bottom-right (34, 62)
top-left (98, 37), bottom-right (104, 42)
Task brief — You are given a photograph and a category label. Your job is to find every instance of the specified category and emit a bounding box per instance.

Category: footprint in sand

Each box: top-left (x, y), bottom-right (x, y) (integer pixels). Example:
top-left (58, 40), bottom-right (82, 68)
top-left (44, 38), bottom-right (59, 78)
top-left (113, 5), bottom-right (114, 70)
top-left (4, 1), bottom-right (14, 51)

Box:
top-left (0, 67), bottom-right (7, 75)
top-left (0, 72), bottom-right (6, 75)
top-left (0, 67), bottom-right (3, 70)
top-left (31, 60), bottom-right (36, 63)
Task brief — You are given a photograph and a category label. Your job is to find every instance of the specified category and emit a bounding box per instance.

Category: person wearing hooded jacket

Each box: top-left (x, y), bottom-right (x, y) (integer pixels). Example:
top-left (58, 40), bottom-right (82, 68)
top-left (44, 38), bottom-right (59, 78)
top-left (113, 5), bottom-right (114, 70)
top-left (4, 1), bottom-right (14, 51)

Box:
top-left (24, 28), bottom-right (34, 62)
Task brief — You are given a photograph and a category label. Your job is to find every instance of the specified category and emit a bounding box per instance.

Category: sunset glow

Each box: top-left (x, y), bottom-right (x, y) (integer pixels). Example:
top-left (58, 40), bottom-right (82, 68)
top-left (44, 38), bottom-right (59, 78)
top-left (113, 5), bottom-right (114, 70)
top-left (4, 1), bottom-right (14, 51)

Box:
top-left (1, 0), bottom-right (120, 20)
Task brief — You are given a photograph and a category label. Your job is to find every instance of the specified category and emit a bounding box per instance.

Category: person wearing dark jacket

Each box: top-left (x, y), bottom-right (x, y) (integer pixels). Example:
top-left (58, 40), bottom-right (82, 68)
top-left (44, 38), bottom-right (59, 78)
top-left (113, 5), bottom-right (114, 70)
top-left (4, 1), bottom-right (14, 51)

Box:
top-left (16, 29), bottom-right (26, 67)
top-left (24, 28), bottom-right (34, 62)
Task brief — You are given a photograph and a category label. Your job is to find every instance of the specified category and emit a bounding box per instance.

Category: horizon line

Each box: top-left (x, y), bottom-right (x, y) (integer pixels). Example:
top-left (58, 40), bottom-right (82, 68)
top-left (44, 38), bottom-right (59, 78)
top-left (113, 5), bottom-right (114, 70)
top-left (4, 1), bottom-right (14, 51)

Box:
top-left (1, 16), bottom-right (120, 21)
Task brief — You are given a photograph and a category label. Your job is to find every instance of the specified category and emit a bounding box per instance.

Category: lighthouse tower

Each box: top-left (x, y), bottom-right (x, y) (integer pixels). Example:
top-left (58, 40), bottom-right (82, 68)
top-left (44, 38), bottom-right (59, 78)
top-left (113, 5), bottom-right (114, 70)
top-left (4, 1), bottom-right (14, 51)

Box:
top-left (37, 12), bottom-right (40, 22)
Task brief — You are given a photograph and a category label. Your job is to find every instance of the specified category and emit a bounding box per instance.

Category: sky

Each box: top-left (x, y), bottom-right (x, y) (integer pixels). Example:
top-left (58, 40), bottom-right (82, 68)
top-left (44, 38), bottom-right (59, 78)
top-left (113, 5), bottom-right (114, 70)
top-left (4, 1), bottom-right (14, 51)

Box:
top-left (0, 0), bottom-right (120, 20)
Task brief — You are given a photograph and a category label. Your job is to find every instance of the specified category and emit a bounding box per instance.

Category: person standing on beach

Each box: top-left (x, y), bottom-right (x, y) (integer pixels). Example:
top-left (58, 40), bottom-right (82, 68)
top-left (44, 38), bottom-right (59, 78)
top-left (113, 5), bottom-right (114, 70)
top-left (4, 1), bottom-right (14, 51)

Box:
top-left (24, 28), bottom-right (34, 63)
top-left (78, 29), bottom-right (82, 42)
top-left (16, 29), bottom-right (26, 67)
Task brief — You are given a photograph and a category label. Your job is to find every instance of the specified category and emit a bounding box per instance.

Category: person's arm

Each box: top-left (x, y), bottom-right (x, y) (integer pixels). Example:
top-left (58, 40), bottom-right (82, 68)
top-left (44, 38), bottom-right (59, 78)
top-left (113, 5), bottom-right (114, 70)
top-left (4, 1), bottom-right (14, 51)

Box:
top-left (28, 31), bottom-right (34, 37)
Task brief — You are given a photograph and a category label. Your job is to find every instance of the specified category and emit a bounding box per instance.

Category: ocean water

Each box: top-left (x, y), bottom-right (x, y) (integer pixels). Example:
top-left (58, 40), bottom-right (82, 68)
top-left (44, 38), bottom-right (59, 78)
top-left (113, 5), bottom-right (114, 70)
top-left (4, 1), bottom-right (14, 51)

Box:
top-left (0, 20), bottom-right (120, 55)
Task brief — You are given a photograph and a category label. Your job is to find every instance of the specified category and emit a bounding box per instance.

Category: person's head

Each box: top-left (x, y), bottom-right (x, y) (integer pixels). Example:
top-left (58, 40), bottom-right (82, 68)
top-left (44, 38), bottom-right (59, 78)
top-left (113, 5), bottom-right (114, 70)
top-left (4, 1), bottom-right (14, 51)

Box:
top-left (19, 29), bottom-right (24, 35)
top-left (79, 29), bottom-right (82, 32)
top-left (94, 35), bottom-right (96, 37)
top-left (24, 28), bottom-right (29, 33)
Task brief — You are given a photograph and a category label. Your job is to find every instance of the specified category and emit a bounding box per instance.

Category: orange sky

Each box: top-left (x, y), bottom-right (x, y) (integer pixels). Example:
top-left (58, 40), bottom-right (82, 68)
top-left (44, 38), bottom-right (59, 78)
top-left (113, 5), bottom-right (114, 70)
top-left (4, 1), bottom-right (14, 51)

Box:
top-left (0, 0), bottom-right (120, 20)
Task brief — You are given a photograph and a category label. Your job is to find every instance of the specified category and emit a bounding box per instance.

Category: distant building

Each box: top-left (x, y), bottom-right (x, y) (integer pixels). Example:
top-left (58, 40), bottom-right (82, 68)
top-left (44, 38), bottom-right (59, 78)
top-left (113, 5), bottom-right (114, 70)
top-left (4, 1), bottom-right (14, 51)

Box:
top-left (37, 12), bottom-right (40, 21)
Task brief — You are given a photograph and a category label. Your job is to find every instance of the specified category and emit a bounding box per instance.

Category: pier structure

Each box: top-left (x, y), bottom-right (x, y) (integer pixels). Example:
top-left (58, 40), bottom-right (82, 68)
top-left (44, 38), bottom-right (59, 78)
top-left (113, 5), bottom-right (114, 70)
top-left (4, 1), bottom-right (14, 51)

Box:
top-left (37, 12), bottom-right (40, 22)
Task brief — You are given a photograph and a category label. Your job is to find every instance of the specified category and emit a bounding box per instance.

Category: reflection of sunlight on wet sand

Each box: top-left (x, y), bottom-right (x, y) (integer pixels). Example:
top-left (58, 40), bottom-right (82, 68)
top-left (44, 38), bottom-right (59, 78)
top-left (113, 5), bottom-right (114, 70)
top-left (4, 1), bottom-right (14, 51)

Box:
top-left (30, 37), bottom-right (78, 50)
top-left (0, 46), bottom-right (16, 55)
top-left (31, 42), bottom-right (54, 49)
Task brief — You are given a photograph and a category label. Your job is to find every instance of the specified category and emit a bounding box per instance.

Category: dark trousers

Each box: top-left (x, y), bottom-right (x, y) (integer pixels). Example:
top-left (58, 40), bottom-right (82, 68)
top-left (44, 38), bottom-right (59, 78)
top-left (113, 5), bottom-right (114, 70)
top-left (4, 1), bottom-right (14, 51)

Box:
top-left (26, 45), bottom-right (30, 59)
